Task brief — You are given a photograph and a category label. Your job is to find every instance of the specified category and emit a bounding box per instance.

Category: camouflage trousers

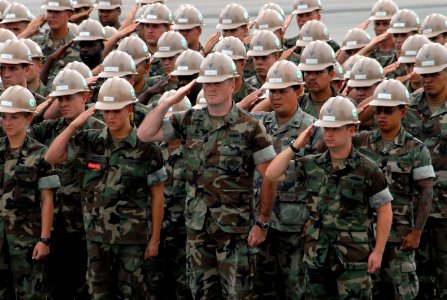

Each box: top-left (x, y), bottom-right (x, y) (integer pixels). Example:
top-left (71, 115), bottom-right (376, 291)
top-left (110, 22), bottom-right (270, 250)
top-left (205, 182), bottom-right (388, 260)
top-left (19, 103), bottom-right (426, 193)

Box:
top-left (144, 219), bottom-right (192, 300)
top-left (0, 220), bottom-right (45, 300)
top-left (186, 215), bottom-right (257, 300)
top-left (305, 244), bottom-right (372, 300)
top-left (253, 229), bottom-right (305, 300)
top-left (415, 217), bottom-right (447, 300)
top-left (86, 241), bottom-right (146, 300)
top-left (372, 243), bottom-right (418, 300)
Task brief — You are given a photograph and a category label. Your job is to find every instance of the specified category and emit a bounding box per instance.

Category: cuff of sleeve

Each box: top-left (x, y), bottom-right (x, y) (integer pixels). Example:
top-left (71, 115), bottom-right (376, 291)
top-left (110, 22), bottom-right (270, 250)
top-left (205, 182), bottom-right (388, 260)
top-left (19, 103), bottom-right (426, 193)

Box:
top-left (147, 167), bottom-right (168, 186)
top-left (369, 187), bottom-right (393, 209)
top-left (38, 175), bottom-right (61, 190)
top-left (253, 145), bottom-right (276, 165)
top-left (162, 118), bottom-right (177, 142)
top-left (413, 165), bottom-right (435, 181)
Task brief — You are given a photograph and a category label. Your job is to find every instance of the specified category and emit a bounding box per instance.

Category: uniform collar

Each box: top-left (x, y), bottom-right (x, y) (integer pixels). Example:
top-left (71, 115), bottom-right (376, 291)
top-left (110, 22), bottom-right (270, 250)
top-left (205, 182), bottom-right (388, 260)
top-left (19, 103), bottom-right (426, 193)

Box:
top-left (98, 126), bottom-right (138, 148)
top-left (317, 146), bottom-right (360, 171)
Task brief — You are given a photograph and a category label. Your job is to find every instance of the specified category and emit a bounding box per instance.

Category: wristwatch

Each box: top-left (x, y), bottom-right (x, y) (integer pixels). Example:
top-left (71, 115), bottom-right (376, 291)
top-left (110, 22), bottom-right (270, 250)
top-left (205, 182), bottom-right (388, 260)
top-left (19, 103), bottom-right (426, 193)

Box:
top-left (289, 140), bottom-right (300, 153)
top-left (38, 237), bottom-right (51, 246)
top-left (255, 220), bottom-right (270, 231)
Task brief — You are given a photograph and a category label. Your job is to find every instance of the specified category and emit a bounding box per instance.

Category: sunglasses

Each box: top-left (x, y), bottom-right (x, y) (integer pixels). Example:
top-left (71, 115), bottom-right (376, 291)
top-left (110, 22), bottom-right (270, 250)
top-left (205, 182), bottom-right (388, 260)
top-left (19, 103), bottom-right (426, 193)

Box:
top-left (373, 107), bottom-right (399, 115)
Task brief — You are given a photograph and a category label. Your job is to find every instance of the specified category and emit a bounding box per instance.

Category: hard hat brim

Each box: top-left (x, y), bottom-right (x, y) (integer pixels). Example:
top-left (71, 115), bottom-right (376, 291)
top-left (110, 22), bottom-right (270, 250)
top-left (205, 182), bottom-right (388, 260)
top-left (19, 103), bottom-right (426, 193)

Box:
top-left (347, 78), bottom-right (383, 87)
top-left (216, 22), bottom-right (248, 30)
top-left (247, 49), bottom-right (281, 57)
top-left (172, 23), bottom-right (203, 30)
top-left (170, 69), bottom-right (200, 76)
top-left (0, 18), bottom-right (31, 24)
top-left (0, 58), bottom-right (33, 65)
top-left (314, 119), bottom-right (360, 127)
top-left (153, 50), bottom-right (184, 58)
top-left (49, 88), bottom-right (90, 97)
top-left (398, 56), bottom-right (416, 64)
top-left (196, 74), bottom-right (236, 83)
top-left (0, 106), bottom-right (34, 114)
top-left (95, 99), bottom-right (136, 110)
top-left (341, 44), bottom-right (366, 51)
top-left (94, 4), bottom-right (121, 10)
top-left (73, 36), bottom-right (107, 42)
top-left (369, 99), bottom-right (409, 106)
top-left (292, 7), bottom-right (321, 15)
top-left (41, 5), bottom-right (74, 11)
top-left (422, 29), bottom-right (447, 39)
top-left (387, 27), bottom-right (420, 34)
top-left (414, 63), bottom-right (447, 74)
top-left (298, 62), bottom-right (334, 71)
top-left (98, 71), bottom-right (138, 78)
top-left (262, 81), bottom-right (303, 89)
top-left (369, 16), bottom-right (393, 21)
top-left (138, 19), bottom-right (172, 25)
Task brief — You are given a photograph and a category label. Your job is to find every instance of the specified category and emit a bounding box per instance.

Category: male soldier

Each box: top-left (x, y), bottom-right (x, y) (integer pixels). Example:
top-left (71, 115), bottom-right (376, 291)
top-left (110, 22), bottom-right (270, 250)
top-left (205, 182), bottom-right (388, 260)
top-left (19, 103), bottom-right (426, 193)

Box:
top-left (94, 0), bottom-right (122, 29)
top-left (398, 35), bottom-right (430, 93)
top-left (295, 20), bottom-right (337, 52)
top-left (347, 57), bottom-right (385, 105)
top-left (23, 38), bottom-right (52, 98)
top-left (73, 19), bottom-right (106, 70)
top-left (353, 79), bottom-right (435, 300)
top-left (215, 36), bottom-right (256, 103)
top-left (251, 60), bottom-right (321, 300)
top-left (0, 3), bottom-right (33, 36)
top-left (266, 96), bottom-right (393, 300)
top-left (246, 30), bottom-right (282, 89)
top-left (138, 3), bottom-right (172, 78)
top-left (402, 43), bottom-right (447, 300)
top-left (253, 8), bottom-right (285, 44)
top-left (421, 14), bottom-right (447, 45)
top-left (137, 52), bottom-right (277, 299)
top-left (0, 86), bottom-right (60, 299)
top-left (298, 40), bottom-right (338, 118)
top-left (338, 28), bottom-right (371, 64)
top-left (173, 4), bottom-right (204, 52)
top-left (33, 0), bottom-right (81, 86)
top-left (30, 69), bottom-right (105, 300)
top-left (0, 39), bottom-right (46, 105)
top-left (331, 62), bottom-right (345, 94)
top-left (45, 77), bottom-right (166, 299)
top-left (72, 0), bottom-right (94, 24)
top-left (216, 3), bottom-right (249, 42)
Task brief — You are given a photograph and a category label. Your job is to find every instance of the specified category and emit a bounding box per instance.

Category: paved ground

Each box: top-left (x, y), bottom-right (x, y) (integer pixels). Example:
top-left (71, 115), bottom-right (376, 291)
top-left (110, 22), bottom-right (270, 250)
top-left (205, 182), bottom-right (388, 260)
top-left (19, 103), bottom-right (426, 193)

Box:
top-left (21, 0), bottom-right (445, 44)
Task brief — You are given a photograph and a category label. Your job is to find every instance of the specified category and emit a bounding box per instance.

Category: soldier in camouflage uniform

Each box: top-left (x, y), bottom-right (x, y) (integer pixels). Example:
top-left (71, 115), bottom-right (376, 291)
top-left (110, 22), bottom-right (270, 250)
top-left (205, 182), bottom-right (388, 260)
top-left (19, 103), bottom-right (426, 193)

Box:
top-left (95, 0), bottom-right (122, 30)
top-left (402, 43), bottom-right (447, 300)
top-left (298, 41), bottom-right (339, 118)
top-left (73, 19), bottom-right (107, 70)
top-left (137, 52), bottom-right (277, 299)
top-left (215, 36), bottom-right (256, 103)
top-left (0, 86), bottom-right (60, 299)
top-left (23, 39), bottom-right (52, 98)
top-left (30, 69), bottom-right (105, 300)
top-left (172, 4), bottom-right (205, 52)
top-left (353, 79), bottom-right (435, 300)
top-left (138, 3), bottom-right (172, 78)
top-left (421, 13), bottom-right (447, 45)
top-left (266, 96), bottom-right (393, 300)
top-left (347, 57), bottom-right (385, 105)
top-left (32, 0), bottom-right (81, 87)
top-left (251, 61), bottom-right (321, 300)
top-left (0, 3), bottom-right (33, 36)
top-left (45, 77), bottom-right (167, 300)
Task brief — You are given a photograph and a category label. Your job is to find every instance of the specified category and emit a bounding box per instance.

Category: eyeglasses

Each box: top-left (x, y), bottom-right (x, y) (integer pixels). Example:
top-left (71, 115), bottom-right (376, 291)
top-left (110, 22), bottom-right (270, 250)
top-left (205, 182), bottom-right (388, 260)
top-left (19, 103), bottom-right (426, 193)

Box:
top-left (373, 107), bottom-right (399, 115)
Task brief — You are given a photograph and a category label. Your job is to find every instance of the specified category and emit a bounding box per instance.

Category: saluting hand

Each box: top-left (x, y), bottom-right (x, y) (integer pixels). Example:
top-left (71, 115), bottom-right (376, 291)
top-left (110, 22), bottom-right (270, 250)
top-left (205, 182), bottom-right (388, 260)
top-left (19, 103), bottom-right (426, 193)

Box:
top-left (69, 105), bottom-right (96, 129)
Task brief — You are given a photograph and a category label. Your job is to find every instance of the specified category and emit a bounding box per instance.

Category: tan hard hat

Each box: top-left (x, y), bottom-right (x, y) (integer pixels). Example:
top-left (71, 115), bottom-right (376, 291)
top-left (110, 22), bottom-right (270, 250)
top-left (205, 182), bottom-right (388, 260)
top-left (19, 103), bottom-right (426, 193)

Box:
top-left (153, 31), bottom-right (187, 58)
top-left (296, 20), bottom-right (330, 47)
top-left (398, 34), bottom-right (431, 64)
top-left (292, 0), bottom-right (322, 15)
top-left (172, 4), bottom-right (203, 30)
top-left (315, 96), bottom-right (360, 127)
top-left (103, 25), bottom-right (117, 38)
top-left (369, 0), bottom-right (398, 21)
top-left (262, 60), bottom-right (304, 89)
top-left (0, 85), bottom-right (36, 114)
top-left (387, 9), bottom-right (421, 34)
top-left (94, 0), bottom-right (122, 10)
top-left (333, 61), bottom-right (344, 81)
top-left (170, 49), bottom-right (203, 76)
top-left (0, 28), bottom-right (16, 44)
top-left (370, 79), bottom-right (410, 106)
top-left (0, 39), bottom-right (32, 64)
top-left (414, 42), bottom-right (447, 74)
top-left (72, 0), bottom-right (93, 8)
top-left (0, 0), bottom-right (10, 14)
top-left (64, 61), bottom-right (93, 78)
top-left (348, 57), bottom-right (385, 87)
top-left (137, 0), bottom-right (164, 4)
top-left (73, 19), bottom-right (106, 41)
top-left (247, 30), bottom-right (282, 57)
top-left (216, 3), bottom-right (249, 30)
top-left (50, 69), bottom-right (89, 97)
top-left (41, 0), bottom-right (74, 11)
top-left (98, 50), bottom-right (137, 78)
top-left (133, 5), bottom-right (146, 22)
top-left (193, 89), bottom-right (206, 109)
top-left (341, 28), bottom-right (371, 51)
top-left (138, 3), bottom-right (173, 25)
top-left (117, 36), bottom-right (150, 64)
top-left (342, 54), bottom-right (363, 79)
top-left (196, 52), bottom-right (239, 83)
top-left (260, 3), bottom-right (285, 18)
top-left (1, 3), bottom-right (33, 24)
top-left (298, 40), bottom-right (336, 71)
top-left (215, 36), bottom-right (247, 60)
top-left (21, 38), bottom-right (44, 59)
top-left (254, 8), bottom-right (284, 33)
top-left (96, 77), bottom-right (137, 110)
top-left (421, 13), bottom-right (447, 39)
top-left (159, 89), bottom-right (191, 117)
top-left (68, 22), bottom-right (78, 35)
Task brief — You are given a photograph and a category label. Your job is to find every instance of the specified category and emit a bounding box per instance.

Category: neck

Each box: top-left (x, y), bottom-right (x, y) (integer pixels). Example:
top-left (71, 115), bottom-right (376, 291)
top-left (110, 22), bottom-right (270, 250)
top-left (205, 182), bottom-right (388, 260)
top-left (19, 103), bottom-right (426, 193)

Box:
top-left (329, 143), bottom-right (352, 160)
top-left (134, 76), bottom-right (147, 94)
top-left (148, 43), bottom-right (157, 54)
top-left (377, 36), bottom-right (394, 52)
top-left (28, 78), bottom-right (40, 92)
top-left (208, 99), bottom-right (233, 117)
top-left (109, 124), bottom-right (132, 139)
top-left (50, 24), bottom-right (69, 40)
top-left (256, 74), bottom-right (266, 85)
top-left (276, 107), bottom-right (297, 125)
top-left (8, 132), bottom-right (26, 149)
top-left (380, 125), bottom-right (400, 141)
top-left (311, 86), bottom-right (333, 102)
top-left (189, 40), bottom-right (201, 51)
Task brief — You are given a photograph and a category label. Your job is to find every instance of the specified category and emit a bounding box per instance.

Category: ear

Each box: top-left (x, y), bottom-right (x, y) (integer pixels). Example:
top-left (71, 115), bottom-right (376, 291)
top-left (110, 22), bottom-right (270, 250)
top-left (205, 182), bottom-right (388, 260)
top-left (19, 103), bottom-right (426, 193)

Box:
top-left (127, 104), bottom-right (133, 114)
top-left (316, 12), bottom-right (321, 21)
top-left (400, 107), bottom-right (407, 118)
top-left (295, 86), bottom-right (304, 97)
top-left (239, 59), bottom-right (247, 71)
top-left (328, 69), bottom-right (335, 81)
top-left (82, 91), bottom-right (90, 104)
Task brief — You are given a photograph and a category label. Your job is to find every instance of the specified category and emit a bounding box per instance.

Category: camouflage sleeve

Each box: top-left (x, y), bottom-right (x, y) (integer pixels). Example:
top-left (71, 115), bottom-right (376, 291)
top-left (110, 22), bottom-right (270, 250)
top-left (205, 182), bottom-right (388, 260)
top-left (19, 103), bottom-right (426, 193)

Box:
top-left (412, 144), bottom-right (435, 181)
top-left (37, 148), bottom-right (61, 190)
top-left (248, 111), bottom-right (269, 122)
top-left (30, 120), bottom-right (51, 143)
top-left (309, 126), bottom-right (323, 153)
top-left (68, 129), bottom-right (97, 161)
top-left (368, 167), bottom-right (393, 209)
top-left (252, 121), bottom-right (276, 165)
top-left (162, 111), bottom-right (187, 142)
top-left (146, 143), bottom-right (168, 186)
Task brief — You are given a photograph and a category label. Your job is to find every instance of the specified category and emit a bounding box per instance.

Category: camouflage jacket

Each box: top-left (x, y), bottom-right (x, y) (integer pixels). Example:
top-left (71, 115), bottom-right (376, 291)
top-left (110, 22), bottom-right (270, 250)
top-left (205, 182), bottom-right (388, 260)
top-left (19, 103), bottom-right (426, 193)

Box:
top-left (135, 76), bottom-right (152, 99)
top-left (35, 81), bottom-right (52, 98)
top-left (233, 81), bottom-right (256, 103)
top-left (163, 103), bottom-right (276, 233)
top-left (252, 108), bottom-right (322, 232)
top-left (145, 76), bottom-right (177, 106)
top-left (30, 117), bottom-right (106, 236)
top-left (72, 127), bottom-right (167, 244)
top-left (246, 74), bottom-right (262, 89)
top-left (0, 136), bottom-right (60, 253)
top-left (368, 48), bottom-right (397, 68)
top-left (353, 128), bottom-right (435, 242)
top-left (403, 91), bottom-right (447, 218)
top-left (148, 57), bottom-right (164, 78)
top-left (32, 29), bottom-right (81, 86)
top-left (299, 147), bottom-right (392, 267)
top-left (299, 86), bottom-right (339, 118)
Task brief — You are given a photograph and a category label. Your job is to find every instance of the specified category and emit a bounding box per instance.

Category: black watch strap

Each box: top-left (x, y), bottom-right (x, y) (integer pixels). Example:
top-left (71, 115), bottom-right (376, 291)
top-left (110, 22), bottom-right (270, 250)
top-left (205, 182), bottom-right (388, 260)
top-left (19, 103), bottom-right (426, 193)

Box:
top-left (289, 140), bottom-right (300, 153)
top-left (38, 237), bottom-right (51, 246)
top-left (255, 220), bottom-right (270, 231)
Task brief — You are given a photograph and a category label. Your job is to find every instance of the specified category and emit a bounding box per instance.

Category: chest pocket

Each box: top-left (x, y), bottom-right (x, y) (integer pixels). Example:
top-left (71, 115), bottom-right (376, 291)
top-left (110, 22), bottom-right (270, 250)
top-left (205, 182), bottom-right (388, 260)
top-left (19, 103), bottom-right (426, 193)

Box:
top-left (183, 139), bottom-right (204, 171)
top-left (13, 165), bottom-right (38, 204)
top-left (121, 159), bottom-right (148, 199)
top-left (219, 145), bottom-right (246, 176)
top-left (83, 154), bottom-right (107, 190)
top-left (339, 175), bottom-right (366, 219)
top-left (386, 160), bottom-right (412, 195)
